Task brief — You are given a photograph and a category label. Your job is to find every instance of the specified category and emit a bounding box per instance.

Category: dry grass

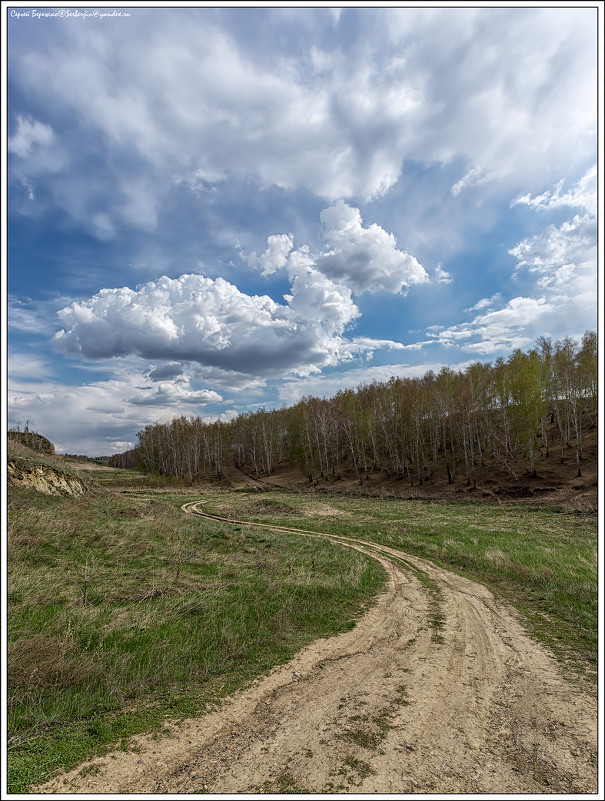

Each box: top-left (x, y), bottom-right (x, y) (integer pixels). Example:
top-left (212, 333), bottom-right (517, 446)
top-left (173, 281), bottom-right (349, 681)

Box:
top-left (8, 633), bottom-right (98, 693)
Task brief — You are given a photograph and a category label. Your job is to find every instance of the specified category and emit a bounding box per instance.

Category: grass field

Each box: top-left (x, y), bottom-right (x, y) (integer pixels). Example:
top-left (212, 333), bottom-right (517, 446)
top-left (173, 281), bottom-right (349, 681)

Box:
top-left (6, 466), bottom-right (597, 792)
top-left (202, 490), bottom-right (598, 674)
top-left (6, 481), bottom-right (386, 792)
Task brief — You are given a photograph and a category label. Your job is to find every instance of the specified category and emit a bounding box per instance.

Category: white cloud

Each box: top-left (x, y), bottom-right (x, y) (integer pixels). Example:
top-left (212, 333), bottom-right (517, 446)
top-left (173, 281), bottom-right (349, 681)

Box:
top-left (509, 213), bottom-right (597, 327)
top-left (431, 269), bottom-right (595, 356)
top-left (8, 114), bottom-right (53, 157)
top-left (512, 165), bottom-right (596, 216)
top-left (255, 202), bottom-right (428, 296)
top-left (10, 8), bottom-right (595, 237)
top-left (128, 383), bottom-right (222, 407)
top-left (463, 294), bottom-right (502, 314)
top-left (316, 201), bottom-right (428, 294)
top-left (13, 18), bottom-right (410, 206)
top-left (451, 166), bottom-right (499, 197)
top-left (259, 233), bottom-right (294, 276)
top-left (8, 114), bottom-right (66, 206)
top-left (509, 214), bottom-right (596, 287)
top-left (434, 265), bottom-right (452, 284)
top-left (109, 441), bottom-right (134, 451)
top-left (430, 296), bottom-right (552, 354)
top-left (390, 8), bottom-right (596, 193)
top-left (431, 173), bottom-right (595, 356)
top-left (53, 269), bottom-right (396, 379)
top-left (8, 367), bottom-right (224, 455)
top-left (189, 366), bottom-right (269, 394)
top-left (9, 299), bottom-right (52, 334)
top-left (7, 352), bottom-right (56, 380)
top-left (8, 296), bottom-right (75, 335)
top-left (283, 267), bottom-right (359, 332)
top-left (277, 359), bottom-right (476, 407)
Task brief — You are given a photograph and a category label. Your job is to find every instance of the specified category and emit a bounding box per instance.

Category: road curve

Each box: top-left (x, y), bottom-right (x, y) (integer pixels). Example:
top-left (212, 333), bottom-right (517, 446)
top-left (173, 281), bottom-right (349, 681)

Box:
top-left (37, 501), bottom-right (597, 795)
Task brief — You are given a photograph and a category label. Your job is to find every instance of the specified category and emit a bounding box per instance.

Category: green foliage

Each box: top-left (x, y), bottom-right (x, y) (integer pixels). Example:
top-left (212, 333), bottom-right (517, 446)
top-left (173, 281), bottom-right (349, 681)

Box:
top-left (129, 332), bottom-right (597, 486)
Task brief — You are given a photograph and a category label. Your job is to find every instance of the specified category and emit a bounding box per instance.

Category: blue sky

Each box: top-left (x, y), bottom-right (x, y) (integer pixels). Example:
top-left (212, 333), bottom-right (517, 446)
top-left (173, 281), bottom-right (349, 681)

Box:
top-left (4, 3), bottom-right (599, 455)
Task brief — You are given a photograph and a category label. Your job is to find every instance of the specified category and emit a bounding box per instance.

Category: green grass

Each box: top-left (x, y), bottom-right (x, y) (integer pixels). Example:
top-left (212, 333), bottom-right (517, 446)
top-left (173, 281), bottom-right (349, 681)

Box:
top-left (256, 768), bottom-right (309, 794)
top-left (205, 490), bottom-right (598, 675)
top-left (76, 464), bottom-right (152, 487)
top-left (340, 754), bottom-right (375, 782)
top-left (7, 470), bottom-right (597, 792)
top-left (7, 483), bottom-right (386, 792)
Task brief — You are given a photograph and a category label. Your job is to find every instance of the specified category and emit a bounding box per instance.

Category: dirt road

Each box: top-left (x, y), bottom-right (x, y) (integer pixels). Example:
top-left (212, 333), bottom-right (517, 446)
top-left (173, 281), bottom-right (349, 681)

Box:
top-left (38, 503), bottom-right (598, 795)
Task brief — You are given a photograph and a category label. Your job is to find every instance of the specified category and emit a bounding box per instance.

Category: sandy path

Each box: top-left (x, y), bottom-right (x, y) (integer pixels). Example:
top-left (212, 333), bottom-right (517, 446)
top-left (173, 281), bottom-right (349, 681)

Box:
top-left (37, 505), bottom-right (597, 795)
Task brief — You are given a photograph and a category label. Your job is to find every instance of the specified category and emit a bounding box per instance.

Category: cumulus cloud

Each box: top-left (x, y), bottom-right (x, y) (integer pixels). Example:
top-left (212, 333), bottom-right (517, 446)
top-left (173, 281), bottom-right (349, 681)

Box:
top-left (283, 267), bottom-right (358, 329)
top-left (255, 202), bottom-right (428, 296)
top-left (316, 201), bottom-right (428, 294)
top-left (53, 271), bottom-right (401, 379)
top-left (55, 275), bottom-right (283, 362)
top-left (259, 233), bottom-right (294, 276)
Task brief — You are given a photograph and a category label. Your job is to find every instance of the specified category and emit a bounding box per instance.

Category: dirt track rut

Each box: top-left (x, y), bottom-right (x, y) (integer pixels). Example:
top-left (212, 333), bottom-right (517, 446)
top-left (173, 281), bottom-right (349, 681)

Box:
top-left (38, 502), bottom-right (597, 794)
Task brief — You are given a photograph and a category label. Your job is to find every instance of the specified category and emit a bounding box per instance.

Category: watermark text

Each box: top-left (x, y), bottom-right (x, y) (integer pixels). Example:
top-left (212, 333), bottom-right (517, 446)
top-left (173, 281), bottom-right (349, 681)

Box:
top-left (11, 9), bottom-right (132, 20)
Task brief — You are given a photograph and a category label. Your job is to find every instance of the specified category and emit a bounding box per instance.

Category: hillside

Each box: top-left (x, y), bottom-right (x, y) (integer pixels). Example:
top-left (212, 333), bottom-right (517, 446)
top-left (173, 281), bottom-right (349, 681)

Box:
top-left (7, 439), bottom-right (93, 497)
top-left (172, 416), bottom-right (598, 517)
top-left (7, 429), bottom-right (56, 454)
top-left (254, 420), bottom-right (598, 513)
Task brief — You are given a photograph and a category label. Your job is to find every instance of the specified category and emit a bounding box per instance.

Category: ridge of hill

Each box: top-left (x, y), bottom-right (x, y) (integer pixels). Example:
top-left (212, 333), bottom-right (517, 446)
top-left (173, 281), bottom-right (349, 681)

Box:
top-left (8, 429), bottom-right (55, 455)
top-left (7, 439), bottom-right (94, 497)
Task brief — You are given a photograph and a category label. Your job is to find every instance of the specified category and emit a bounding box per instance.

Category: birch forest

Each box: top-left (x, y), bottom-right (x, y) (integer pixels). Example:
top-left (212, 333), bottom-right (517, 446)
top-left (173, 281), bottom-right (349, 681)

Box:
top-left (120, 332), bottom-right (597, 487)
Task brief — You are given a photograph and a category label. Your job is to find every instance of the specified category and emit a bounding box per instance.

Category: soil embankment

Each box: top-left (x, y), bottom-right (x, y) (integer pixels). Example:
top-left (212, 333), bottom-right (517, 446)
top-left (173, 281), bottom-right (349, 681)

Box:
top-left (7, 462), bottom-right (88, 496)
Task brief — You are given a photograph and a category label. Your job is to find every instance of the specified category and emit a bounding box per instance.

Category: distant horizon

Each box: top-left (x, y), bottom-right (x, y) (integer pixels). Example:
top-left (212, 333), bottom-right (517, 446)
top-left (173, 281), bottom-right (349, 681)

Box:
top-left (6, 3), bottom-right (598, 455)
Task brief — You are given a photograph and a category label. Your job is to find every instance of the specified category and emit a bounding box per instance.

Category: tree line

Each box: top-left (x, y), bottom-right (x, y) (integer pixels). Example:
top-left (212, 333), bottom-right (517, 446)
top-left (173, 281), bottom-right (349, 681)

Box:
top-left (124, 332), bottom-right (597, 486)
